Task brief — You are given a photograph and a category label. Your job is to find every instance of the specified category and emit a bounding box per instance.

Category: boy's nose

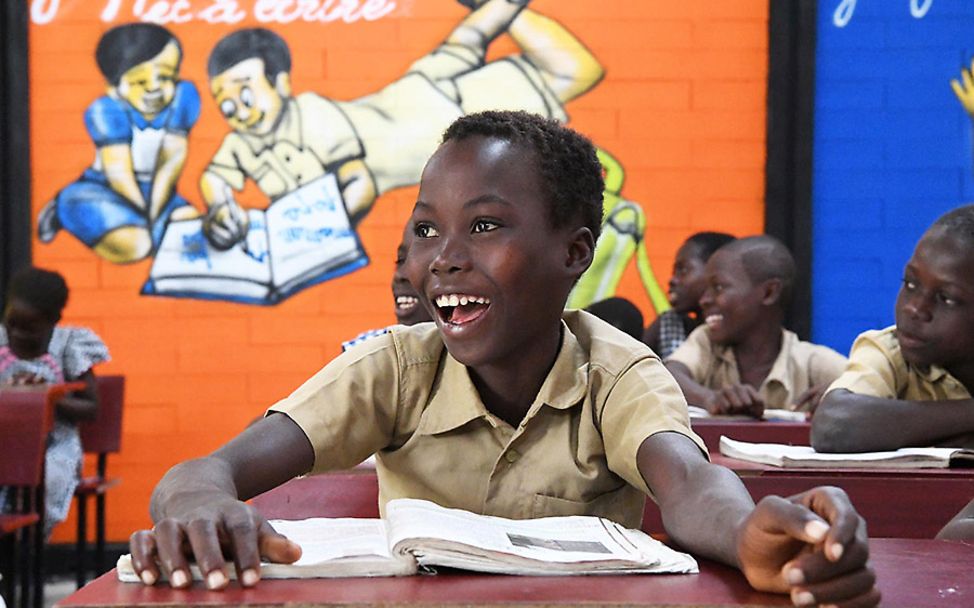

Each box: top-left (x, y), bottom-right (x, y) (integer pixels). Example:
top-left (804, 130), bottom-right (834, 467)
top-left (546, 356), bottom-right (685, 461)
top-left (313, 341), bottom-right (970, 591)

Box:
top-left (905, 293), bottom-right (934, 321)
top-left (429, 238), bottom-right (470, 275)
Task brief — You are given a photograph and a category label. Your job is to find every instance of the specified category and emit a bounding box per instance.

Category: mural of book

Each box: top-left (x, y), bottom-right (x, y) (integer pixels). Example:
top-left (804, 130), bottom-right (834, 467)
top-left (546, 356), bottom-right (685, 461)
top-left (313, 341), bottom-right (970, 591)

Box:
top-left (141, 174), bottom-right (368, 305)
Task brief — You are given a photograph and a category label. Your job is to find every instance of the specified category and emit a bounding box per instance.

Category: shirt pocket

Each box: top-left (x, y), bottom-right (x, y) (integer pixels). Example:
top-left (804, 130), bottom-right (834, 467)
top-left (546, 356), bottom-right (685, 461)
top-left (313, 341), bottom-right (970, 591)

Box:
top-left (531, 483), bottom-right (640, 523)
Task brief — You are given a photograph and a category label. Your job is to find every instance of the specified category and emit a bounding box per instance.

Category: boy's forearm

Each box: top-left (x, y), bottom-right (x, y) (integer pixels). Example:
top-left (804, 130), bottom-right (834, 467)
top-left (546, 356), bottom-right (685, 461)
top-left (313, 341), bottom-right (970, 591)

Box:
top-left (811, 390), bottom-right (974, 452)
top-left (637, 433), bottom-right (752, 567)
top-left (664, 361), bottom-right (715, 410)
top-left (447, 0), bottom-right (527, 52)
top-left (149, 135), bottom-right (188, 219)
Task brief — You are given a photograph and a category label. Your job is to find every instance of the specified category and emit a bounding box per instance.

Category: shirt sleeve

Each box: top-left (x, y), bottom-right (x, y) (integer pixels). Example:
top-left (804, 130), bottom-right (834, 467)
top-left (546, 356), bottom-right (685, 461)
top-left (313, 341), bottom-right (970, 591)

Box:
top-left (599, 355), bottom-right (708, 500)
top-left (84, 97), bottom-right (132, 146)
top-left (824, 331), bottom-right (901, 399)
top-left (808, 344), bottom-right (849, 388)
top-left (165, 81), bottom-right (201, 134)
top-left (61, 327), bottom-right (111, 380)
top-left (664, 324), bottom-right (712, 382)
top-left (267, 333), bottom-right (402, 472)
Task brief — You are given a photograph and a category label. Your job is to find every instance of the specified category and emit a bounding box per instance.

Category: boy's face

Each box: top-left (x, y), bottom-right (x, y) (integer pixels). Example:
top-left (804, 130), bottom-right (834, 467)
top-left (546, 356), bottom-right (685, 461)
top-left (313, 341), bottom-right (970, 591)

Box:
top-left (895, 227), bottom-right (974, 371)
top-left (115, 40), bottom-right (180, 117)
top-left (698, 248), bottom-right (767, 345)
top-left (405, 136), bottom-right (584, 368)
top-left (210, 58), bottom-right (287, 136)
top-left (2, 299), bottom-right (56, 361)
top-left (392, 239), bottom-right (433, 326)
top-left (668, 242), bottom-right (708, 314)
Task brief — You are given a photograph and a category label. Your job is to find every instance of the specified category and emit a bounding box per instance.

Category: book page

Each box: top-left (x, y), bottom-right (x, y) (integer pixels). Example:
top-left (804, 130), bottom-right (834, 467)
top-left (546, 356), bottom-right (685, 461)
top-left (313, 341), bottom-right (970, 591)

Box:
top-left (385, 499), bottom-right (697, 574)
top-left (687, 406), bottom-right (807, 422)
top-left (719, 436), bottom-right (961, 468)
top-left (265, 175), bottom-right (368, 294)
top-left (142, 211), bottom-right (273, 302)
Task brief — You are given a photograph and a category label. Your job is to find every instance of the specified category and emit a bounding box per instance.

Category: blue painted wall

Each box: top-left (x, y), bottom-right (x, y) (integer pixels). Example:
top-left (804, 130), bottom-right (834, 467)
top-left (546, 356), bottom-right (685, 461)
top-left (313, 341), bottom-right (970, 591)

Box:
top-left (812, 0), bottom-right (974, 352)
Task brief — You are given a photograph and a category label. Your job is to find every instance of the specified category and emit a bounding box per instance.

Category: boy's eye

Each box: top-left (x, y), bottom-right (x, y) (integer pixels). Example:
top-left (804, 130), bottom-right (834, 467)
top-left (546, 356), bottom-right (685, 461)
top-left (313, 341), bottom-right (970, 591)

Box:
top-left (472, 219), bottom-right (499, 233)
top-left (938, 293), bottom-right (959, 307)
top-left (902, 278), bottom-right (917, 291)
top-left (240, 87), bottom-right (254, 108)
top-left (414, 223), bottom-right (438, 238)
top-left (220, 99), bottom-right (237, 119)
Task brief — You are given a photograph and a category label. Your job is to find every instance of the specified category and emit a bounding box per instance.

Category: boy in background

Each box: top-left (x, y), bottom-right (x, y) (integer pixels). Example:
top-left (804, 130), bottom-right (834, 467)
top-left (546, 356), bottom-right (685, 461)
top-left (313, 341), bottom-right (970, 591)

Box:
top-left (128, 112), bottom-right (877, 607)
top-left (812, 205), bottom-right (974, 452)
top-left (666, 236), bottom-right (847, 417)
top-left (38, 23), bottom-right (200, 263)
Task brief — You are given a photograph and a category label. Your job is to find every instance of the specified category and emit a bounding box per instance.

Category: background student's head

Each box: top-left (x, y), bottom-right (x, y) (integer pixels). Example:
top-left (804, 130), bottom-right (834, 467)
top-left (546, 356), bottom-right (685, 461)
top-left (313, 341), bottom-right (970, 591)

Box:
top-left (699, 235), bottom-right (794, 345)
top-left (393, 225), bottom-right (434, 326)
top-left (668, 231), bottom-right (736, 315)
top-left (405, 110), bottom-right (603, 366)
top-left (207, 28), bottom-right (292, 136)
top-left (585, 297), bottom-right (644, 340)
top-left (895, 204), bottom-right (974, 373)
top-left (3, 267), bottom-right (69, 360)
top-left (96, 23), bottom-right (182, 117)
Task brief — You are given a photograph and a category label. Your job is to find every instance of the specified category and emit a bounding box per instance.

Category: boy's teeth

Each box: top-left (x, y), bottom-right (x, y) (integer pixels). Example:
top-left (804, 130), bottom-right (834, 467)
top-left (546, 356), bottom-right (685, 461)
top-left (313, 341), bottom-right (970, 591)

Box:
top-left (705, 314), bottom-right (723, 326)
top-left (434, 294), bottom-right (491, 307)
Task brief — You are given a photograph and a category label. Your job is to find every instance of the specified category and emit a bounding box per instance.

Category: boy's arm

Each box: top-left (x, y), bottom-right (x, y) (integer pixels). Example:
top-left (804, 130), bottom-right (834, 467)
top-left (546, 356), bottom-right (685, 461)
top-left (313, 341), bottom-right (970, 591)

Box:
top-left (53, 369), bottom-right (100, 422)
top-left (199, 169), bottom-right (248, 249)
top-left (99, 143), bottom-right (148, 209)
top-left (811, 389), bottom-right (974, 452)
top-left (666, 360), bottom-right (764, 417)
top-left (128, 413), bottom-right (313, 590)
top-left (639, 432), bottom-right (879, 604)
top-left (337, 158), bottom-right (377, 225)
top-left (148, 133), bottom-right (189, 221)
top-left (937, 498), bottom-right (974, 540)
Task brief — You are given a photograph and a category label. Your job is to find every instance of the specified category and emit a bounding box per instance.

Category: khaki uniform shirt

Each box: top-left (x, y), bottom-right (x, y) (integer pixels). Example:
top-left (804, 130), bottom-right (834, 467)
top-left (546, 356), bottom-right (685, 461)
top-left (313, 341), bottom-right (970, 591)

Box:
top-left (666, 326), bottom-right (848, 410)
top-left (270, 311), bottom-right (704, 528)
top-left (825, 326), bottom-right (972, 401)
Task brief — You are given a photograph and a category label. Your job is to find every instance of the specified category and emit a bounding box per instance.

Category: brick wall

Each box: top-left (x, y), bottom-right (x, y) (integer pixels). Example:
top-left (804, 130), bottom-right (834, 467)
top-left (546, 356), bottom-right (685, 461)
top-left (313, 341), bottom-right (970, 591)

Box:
top-left (28, 0), bottom-right (768, 542)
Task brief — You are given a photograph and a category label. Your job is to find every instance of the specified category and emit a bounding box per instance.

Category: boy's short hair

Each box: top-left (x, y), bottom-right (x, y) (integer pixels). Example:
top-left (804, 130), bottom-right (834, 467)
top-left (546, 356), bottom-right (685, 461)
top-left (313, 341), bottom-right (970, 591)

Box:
top-left (685, 231), bottom-right (736, 261)
top-left (930, 204), bottom-right (974, 246)
top-left (207, 28), bottom-right (292, 82)
top-left (441, 111), bottom-right (604, 241)
top-left (7, 267), bottom-right (69, 322)
top-left (723, 235), bottom-right (796, 308)
top-left (95, 23), bottom-right (181, 86)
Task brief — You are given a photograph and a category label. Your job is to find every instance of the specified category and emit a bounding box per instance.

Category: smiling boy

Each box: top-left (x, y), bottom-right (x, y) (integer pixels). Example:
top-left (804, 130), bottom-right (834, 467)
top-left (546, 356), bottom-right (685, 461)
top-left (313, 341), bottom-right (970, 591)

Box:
top-left (666, 236), bottom-right (847, 417)
top-left (129, 112), bottom-right (878, 607)
top-left (812, 205), bottom-right (974, 453)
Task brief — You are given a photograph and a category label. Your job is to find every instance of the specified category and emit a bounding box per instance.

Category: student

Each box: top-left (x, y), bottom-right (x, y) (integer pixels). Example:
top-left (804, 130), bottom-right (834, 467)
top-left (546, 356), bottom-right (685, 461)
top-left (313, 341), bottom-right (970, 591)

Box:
top-left (342, 228), bottom-right (434, 351)
top-left (584, 296), bottom-right (644, 341)
top-left (666, 236), bottom-right (847, 417)
top-left (0, 268), bottom-right (110, 537)
top-left (200, 0), bottom-right (602, 249)
top-left (37, 23), bottom-right (200, 263)
top-left (128, 111), bottom-right (877, 606)
top-left (938, 498), bottom-right (974, 540)
top-left (643, 232), bottom-right (735, 358)
top-left (811, 205), bottom-right (974, 453)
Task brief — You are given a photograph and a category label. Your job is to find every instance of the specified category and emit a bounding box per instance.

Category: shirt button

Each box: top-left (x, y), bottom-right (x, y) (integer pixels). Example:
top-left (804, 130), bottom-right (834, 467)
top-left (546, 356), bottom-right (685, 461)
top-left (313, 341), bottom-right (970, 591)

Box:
top-left (505, 451), bottom-right (519, 463)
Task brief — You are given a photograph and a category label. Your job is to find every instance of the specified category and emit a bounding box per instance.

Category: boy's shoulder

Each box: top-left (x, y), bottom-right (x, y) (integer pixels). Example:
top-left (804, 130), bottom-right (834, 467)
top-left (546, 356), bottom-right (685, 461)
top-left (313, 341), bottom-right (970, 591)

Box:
top-left (850, 326), bottom-right (901, 360)
top-left (564, 310), bottom-right (660, 376)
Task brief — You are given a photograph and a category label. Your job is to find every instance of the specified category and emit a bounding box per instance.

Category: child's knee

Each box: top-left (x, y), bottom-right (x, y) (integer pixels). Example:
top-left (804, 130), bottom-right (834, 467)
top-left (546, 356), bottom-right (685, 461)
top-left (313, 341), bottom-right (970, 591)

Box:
top-left (93, 226), bottom-right (153, 263)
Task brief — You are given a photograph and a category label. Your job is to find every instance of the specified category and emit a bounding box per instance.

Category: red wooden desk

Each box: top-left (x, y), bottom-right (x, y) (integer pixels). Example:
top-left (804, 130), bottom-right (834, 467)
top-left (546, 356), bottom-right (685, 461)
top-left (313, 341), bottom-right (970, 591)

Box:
top-left (55, 539), bottom-right (974, 608)
top-left (690, 419), bottom-right (810, 452)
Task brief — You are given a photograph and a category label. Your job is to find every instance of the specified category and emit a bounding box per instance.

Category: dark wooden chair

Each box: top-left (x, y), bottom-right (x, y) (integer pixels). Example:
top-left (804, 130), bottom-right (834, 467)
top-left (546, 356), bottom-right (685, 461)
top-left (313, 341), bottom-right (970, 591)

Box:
top-left (73, 375), bottom-right (125, 588)
top-left (0, 388), bottom-right (55, 608)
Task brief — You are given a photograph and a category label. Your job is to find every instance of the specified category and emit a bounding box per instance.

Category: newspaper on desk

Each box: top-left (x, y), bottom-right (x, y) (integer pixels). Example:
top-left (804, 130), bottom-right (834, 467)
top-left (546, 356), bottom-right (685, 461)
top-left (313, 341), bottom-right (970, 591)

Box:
top-left (118, 498), bottom-right (697, 581)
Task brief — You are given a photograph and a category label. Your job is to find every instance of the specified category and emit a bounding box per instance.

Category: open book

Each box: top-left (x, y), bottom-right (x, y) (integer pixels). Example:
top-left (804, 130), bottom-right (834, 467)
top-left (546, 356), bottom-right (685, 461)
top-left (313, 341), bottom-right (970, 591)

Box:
top-left (719, 436), bottom-right (974, 469)
top-left (117, 498), bottom-right (697, 580)
top-left (687, 405), bottom-right (808, 422)
top-left (142, 174), bottom-right (368, 305)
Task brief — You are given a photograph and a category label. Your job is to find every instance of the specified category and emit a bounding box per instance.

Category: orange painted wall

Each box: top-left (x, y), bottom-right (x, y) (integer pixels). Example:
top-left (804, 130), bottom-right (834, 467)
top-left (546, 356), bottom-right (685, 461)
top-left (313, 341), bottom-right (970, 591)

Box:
top-left (28, 0), bottom-right (768, 542)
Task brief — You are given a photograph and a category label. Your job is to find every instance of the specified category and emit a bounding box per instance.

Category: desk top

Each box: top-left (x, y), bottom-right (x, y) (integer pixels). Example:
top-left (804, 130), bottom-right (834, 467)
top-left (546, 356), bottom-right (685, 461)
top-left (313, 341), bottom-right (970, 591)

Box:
top-left (57, 539), bottom-right (973, 608)
top-left (691, 419), bottom-right (810, 451)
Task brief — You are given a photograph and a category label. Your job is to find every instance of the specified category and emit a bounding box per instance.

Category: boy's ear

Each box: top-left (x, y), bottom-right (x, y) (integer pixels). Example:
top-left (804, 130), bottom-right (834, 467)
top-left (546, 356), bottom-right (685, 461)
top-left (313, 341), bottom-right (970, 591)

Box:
top-left (760, 278), bottom-right (783, 306)
top-left (274, 72), bottom-right (292, 97)
top-left (565, 227), bottom-right (596, 278)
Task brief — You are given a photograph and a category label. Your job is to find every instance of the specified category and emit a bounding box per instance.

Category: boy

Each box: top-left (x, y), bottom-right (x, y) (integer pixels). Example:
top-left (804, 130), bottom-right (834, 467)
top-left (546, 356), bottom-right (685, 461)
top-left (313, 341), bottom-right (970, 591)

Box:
top-left (200, 0), bottom-right (602, 249)
top-left (811, 205), bottom-right (974, 452)
top-left (666, 236), bottom-right (847, 417)
top-left (38, 23), bottom-right (200, 263)
top-left (128, 112), bottom-right (878, 607)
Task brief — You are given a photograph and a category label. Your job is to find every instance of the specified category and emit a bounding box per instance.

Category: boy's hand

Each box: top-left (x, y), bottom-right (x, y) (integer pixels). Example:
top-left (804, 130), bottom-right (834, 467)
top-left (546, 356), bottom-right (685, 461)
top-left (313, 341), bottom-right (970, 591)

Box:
top-left (128, 493), bottom-right (301, 590)
top-left (951, 59), bottom-right (974, 116)
top-left (706, 385), bottom-right (765, 418)
top-left (203, 201), bottom-right (249, 250)
top-left (736, 486), bottom-right (880, 606)
top-left (793, 383), bottom-right (828, 414)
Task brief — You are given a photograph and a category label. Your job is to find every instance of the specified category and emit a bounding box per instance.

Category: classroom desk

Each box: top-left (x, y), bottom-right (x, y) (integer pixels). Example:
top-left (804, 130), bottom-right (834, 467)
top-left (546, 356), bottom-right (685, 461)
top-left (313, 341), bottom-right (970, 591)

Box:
top-left (55, 538), bottom-right (974, 608)
top-left (690, 419), bottom-right (810, 451)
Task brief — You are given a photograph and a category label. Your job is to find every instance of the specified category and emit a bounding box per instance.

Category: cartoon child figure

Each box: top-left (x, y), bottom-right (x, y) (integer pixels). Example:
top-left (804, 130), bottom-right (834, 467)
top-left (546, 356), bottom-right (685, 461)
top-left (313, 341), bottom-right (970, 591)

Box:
top-left (200, 0), bottom-right (603, 250)
top-left (37, 23), bottom-right (200, 263)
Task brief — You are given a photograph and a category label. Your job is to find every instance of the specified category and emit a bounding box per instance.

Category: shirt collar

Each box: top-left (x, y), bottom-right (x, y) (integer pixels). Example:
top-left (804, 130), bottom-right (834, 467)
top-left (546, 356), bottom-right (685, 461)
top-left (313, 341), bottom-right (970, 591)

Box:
top-left (417, 320), bottom-right (589, 435)
top-left (762, 329), bottom-right (796, 390)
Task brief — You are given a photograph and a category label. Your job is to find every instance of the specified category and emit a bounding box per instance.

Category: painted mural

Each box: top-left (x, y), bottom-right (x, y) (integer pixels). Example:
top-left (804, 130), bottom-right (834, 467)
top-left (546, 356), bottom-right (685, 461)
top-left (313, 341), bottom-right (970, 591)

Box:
top-left (33, 0), bottom-right (667, 308)
top-left (812, 0), bottom-right (974, 351)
